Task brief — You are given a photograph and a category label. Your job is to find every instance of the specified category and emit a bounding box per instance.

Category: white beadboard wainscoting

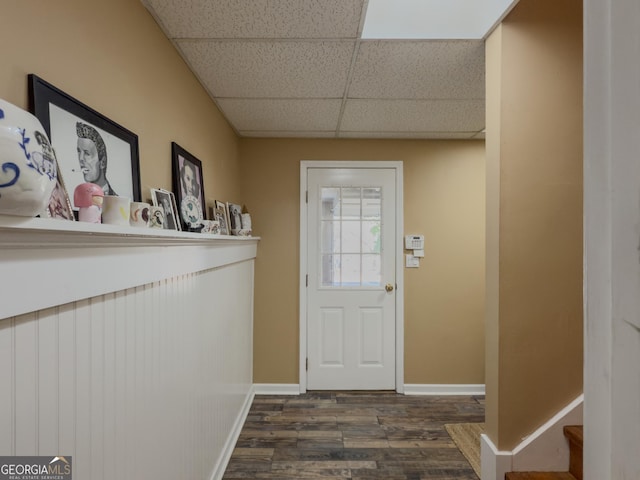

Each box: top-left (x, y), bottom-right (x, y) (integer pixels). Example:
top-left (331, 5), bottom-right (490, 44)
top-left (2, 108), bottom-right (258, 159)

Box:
top-left (0, 216), bottom-right (259, 480)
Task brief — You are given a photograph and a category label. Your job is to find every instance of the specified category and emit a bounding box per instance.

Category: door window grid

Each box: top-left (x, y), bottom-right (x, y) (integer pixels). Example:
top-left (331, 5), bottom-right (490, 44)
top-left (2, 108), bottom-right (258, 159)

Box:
top-left (320, 186), bottom-right (382, 287)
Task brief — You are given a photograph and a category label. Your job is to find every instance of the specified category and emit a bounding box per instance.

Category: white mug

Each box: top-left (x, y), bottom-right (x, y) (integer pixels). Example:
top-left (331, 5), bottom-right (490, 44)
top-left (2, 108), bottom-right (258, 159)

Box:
top-left (102, 195), bottom-right (131, 226)
top-left (130, 201), bottom-right (150, 228)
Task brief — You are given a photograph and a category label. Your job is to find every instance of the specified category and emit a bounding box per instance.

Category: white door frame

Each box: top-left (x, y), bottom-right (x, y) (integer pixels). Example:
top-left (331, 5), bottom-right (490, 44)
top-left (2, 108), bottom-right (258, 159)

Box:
top-left (299, 160), bottom-right (404, 393)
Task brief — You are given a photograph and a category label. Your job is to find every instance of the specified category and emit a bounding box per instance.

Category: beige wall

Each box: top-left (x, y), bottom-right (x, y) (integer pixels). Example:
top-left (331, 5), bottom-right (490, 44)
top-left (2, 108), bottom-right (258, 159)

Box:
top-left (239, 139), bottom-right (486, 385)
top-left (0, 0), bottom-right (240, 204)
top-left (485, 0), bottom-right (583, 450)
top-left (3, 1), bottom-right (488, 390)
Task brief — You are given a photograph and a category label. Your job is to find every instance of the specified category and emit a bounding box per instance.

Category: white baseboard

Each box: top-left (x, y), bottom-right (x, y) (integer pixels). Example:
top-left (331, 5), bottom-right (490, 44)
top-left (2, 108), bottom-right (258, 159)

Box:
top-left (481, 394), bottom-right (584, 480)
top-left (253, 384), bottom-right (484, 396)
top-left (481, 433), bottom-right (513, 480)
top-left (403, 384), bottom-right (486, 396)
top-left (209, 385), bottom-right (256, 480)
top-left (253, 383), bottom-right (301, 395)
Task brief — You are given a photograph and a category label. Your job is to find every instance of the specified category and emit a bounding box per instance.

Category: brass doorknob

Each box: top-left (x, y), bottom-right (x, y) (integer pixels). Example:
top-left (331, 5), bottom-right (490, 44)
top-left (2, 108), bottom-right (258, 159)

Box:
top-left (385, 283), bottom-right (394, 292)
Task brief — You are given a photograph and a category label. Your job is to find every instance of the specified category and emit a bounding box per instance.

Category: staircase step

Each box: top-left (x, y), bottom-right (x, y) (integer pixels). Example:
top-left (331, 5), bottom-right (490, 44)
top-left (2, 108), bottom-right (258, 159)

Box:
top-left (563, 425), bottom-right (583, 447)
top-left (563, 425), bottom-right (583, 480)
top-left (505, 473), bottom-right (577, 480)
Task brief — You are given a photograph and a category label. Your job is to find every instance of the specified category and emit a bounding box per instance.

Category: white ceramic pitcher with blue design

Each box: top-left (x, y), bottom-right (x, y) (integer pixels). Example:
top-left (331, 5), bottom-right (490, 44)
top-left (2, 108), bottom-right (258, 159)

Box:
top-left (0, 98), bottom-right (57, 216)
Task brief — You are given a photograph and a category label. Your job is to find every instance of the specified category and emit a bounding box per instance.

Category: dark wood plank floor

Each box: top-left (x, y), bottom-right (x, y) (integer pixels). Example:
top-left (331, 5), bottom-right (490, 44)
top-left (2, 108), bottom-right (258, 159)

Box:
top-left (223, 391), bottom-right (485, 480)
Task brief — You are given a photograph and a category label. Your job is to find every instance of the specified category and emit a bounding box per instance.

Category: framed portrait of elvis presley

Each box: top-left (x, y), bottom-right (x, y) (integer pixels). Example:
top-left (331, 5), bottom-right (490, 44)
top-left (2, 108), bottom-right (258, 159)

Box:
top-left (28, 74), bottom-right (141, 211)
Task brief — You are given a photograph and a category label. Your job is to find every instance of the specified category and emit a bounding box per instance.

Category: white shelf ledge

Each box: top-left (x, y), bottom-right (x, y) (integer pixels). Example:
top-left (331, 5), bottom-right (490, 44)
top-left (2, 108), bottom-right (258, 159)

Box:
top-left (0, 215), bottom-right (259, 248)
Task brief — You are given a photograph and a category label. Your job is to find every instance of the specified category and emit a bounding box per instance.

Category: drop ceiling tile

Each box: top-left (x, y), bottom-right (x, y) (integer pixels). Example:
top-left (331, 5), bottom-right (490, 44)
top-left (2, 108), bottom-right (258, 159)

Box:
top-left (338, 131), bottom-right (479, 139)
top-left (177, 40), bottom-right (355, 98)
top-left (144, 0), bottom-right (364, 39)
top-left (349, 41), bottom-right (485, 99)
top-left (340, 99), bottom-right (485, 132)
top-left (217, 98), bottom-right (342, 132)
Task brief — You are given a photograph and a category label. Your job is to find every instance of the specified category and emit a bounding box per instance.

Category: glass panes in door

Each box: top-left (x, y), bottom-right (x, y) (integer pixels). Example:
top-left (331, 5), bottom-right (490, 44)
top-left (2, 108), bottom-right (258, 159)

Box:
top-left (320, 186), bottom-right (382, 287)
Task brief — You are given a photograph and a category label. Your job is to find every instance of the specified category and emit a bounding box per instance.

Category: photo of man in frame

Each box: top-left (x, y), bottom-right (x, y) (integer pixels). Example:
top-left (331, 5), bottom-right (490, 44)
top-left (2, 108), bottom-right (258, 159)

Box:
top-left (47, 104), bottom-right (135, 208)
top-left (76, 121), bottom-right (117, 195)
top-left (179, 155), bottom-right (202, 207)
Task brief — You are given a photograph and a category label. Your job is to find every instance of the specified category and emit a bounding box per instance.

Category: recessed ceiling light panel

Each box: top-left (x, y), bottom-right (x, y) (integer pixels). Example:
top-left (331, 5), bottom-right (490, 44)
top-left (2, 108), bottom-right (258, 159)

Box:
top-left (362, 0), bottom-right (520, 39)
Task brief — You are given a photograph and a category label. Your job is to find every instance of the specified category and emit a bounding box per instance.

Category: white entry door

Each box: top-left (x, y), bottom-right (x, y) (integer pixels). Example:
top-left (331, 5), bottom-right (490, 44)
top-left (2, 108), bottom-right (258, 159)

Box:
top-left (305, 166), bottom-right (398, 390)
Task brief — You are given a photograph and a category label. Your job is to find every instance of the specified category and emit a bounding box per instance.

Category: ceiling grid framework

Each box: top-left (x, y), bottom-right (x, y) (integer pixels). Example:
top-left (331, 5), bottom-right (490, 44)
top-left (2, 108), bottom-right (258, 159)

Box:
top-left (142, 0), bottom-right (487, 139)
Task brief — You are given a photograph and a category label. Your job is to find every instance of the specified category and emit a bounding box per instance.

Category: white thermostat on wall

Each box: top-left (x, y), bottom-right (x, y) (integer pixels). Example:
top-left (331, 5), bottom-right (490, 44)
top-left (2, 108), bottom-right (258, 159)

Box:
top-left (404, 235), bottom-right (424, 250)
top-left (405, 254), bottom-right (420, 268)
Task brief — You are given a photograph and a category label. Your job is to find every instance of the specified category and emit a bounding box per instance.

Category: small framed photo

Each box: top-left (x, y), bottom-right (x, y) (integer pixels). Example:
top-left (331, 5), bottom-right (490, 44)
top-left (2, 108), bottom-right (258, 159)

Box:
top-left (150, 188), bottom-right (181, 231)
top-left (45, 159), bottom-right (74, 220)
top-left (171, 142), bottom-right (206, 230)
top-left (213, 200), bottom-right (230, 235)
top-left (227, 202), bottom-right (243, 235)
top-left (28, 74), bottom-right (141, 208)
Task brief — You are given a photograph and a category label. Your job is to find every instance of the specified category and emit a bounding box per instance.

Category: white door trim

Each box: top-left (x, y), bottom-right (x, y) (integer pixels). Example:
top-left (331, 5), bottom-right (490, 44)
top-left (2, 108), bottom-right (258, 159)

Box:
top-left (299, 160), bottom-right (404, 393)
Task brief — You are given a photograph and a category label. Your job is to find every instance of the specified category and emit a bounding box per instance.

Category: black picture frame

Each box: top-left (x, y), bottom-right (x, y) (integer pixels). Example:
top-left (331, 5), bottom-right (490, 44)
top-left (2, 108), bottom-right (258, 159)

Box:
top-left (28, 74), bottom-right (141, 207)
top-left (171, 142), bottom-right (206, 230)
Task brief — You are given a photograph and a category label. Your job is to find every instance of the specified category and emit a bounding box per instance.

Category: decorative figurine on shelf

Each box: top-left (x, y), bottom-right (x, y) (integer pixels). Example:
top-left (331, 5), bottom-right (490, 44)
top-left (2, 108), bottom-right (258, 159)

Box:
top-left (0, 98), bottom-right (57, 216)
top-left (148, 205), bottom-right (165, 229)
top-left (73, 182), bottom-right (104, 223)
